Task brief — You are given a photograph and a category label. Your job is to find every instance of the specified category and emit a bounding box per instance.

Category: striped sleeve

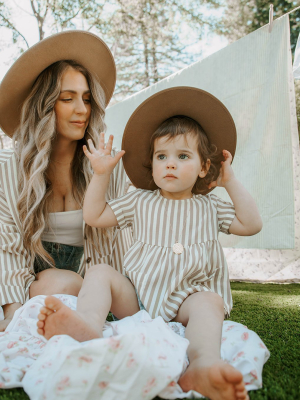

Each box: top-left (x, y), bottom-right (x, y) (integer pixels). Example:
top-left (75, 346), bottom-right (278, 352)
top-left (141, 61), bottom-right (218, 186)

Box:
top-left (210, 194), bottom-right (235, 235)
top-left (108, 189), bottom-right (141, 230)
top-left (0, 152), bottom-right (35, 306)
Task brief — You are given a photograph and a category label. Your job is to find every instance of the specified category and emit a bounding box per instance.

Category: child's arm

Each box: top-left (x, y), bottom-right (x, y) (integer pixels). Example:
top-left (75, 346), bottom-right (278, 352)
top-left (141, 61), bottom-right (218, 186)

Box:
top-left (208, 150), bottom-right (263, 236)
top-left (83, 133), bottom-right (125, 228)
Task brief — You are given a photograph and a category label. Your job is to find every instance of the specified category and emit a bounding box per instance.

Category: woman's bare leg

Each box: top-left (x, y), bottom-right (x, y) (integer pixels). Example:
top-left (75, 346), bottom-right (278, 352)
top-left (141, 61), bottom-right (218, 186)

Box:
top-left (37, 264), bottom-right (139, 341)
top-left (174, 292), bottom-right (248, 400)
top-left (30, 269), bottom-right (83, 297)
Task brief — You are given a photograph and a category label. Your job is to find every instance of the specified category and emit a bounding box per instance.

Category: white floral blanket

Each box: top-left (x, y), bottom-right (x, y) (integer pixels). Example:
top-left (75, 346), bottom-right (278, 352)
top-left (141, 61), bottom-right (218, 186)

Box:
top-left (0, 295), bottom-right (270, 399)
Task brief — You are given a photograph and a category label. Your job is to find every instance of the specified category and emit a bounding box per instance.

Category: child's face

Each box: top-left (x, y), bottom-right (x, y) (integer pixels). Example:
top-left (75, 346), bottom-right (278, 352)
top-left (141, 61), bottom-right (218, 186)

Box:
top-left (152, 133), bottom-right (209, 199)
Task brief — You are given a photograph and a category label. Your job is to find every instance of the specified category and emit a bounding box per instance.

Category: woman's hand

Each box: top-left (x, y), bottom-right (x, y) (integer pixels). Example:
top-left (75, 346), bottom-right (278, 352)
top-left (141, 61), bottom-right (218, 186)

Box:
top-left (208, 150), bottom-right (235, 189)
top-left (83, 132), bottom-right (125, 176)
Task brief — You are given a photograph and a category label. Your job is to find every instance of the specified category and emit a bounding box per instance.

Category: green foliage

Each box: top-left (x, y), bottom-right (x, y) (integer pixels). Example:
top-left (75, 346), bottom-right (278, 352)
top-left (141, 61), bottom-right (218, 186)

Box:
top-left (1, 283), bottom-right (299, 400)
top-left (218, 0), bottom-right (300, 53)
top-left (82, 0), bottom-right (219, 101)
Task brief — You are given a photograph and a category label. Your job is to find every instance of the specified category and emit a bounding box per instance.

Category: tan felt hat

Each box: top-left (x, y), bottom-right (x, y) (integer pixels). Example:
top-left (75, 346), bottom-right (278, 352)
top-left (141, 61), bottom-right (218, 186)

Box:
top-left (0, 30), bottom-right (116, 137)
top-left (122, 87), bottom-right (237, 195)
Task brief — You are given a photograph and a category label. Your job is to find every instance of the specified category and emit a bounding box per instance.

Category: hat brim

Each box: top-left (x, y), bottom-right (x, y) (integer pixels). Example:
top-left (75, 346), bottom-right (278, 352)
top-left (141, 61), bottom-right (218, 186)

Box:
top-left (0, 30), bottom-right (116, 137)
top-left (122, 87), bottom-right (237, 195)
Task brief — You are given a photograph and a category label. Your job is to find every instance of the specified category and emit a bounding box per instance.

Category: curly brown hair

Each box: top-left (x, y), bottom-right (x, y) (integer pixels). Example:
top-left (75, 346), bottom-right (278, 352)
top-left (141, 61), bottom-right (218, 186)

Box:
top-left (148, 115), bottom-right (223, 194)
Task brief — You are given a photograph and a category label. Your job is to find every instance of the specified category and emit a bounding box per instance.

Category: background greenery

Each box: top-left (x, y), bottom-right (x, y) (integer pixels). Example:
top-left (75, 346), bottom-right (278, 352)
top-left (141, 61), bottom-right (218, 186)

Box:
top-left (0, 282), bottom-right (299, 400)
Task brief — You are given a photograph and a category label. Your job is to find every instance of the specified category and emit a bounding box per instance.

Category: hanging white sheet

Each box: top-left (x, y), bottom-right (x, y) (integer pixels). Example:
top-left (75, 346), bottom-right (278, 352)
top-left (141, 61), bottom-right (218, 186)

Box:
top-left (293, 33), bottom-right (300, 79)
top-left (106, 15), bottom-right (296, 252)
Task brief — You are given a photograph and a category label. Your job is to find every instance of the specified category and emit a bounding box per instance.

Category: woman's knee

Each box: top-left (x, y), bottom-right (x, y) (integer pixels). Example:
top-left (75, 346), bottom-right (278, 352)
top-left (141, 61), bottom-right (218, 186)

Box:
top-left (29, 268), bottom-right (83, 298)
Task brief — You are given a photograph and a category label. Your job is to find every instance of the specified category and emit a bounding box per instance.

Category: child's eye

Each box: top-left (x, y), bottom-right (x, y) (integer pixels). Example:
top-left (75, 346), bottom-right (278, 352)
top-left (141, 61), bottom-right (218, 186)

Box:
top-left (179, 154), bottom-right (189, 160)
top-left (157, 154), bottom-right (166, 160)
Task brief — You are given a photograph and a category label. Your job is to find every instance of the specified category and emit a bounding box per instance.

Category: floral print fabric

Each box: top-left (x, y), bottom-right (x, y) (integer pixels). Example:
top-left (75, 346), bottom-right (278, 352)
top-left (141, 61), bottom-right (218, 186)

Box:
top-left (0, 295), bottom-right (269, 399)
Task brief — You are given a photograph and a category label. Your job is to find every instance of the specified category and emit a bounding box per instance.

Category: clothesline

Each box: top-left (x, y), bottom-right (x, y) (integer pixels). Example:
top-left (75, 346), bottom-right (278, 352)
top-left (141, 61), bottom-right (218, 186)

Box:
top-left (286, 4), bottom-right (300, 16)
top-left (267, 3), bottom-right (300, 33)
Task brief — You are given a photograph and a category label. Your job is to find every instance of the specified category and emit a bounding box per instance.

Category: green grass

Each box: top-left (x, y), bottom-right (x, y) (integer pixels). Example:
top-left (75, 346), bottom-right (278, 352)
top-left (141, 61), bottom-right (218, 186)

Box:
top-left (0, 283), bottom-right (299, 400)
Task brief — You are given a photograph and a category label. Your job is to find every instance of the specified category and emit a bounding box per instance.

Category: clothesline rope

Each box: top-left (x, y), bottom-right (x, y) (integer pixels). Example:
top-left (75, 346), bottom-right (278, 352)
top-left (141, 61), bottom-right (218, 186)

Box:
top-left (266, 3), bottom-right (299, 34)
top-left (285, 4), bottom-right (300, 16)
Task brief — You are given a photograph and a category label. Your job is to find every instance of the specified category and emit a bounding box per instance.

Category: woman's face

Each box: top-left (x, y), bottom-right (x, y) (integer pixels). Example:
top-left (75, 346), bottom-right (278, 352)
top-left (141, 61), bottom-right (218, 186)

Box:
top-left (54, 67), bottom-right (91, 141)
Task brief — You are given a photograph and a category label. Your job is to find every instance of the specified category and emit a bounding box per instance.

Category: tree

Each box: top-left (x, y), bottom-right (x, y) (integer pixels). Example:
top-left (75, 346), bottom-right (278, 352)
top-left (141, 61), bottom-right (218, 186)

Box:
top-left (217, 0), bottom-right (300, 53)
top-left (83, 0), bottom-right (221, 101)
top-left (0, 1), bottom-right (29, 48)
top-left (218, 0), bottom-right (300, 137)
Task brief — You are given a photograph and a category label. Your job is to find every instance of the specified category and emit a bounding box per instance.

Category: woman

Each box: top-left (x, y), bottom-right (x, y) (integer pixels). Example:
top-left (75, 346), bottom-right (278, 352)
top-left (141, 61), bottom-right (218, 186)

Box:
top-left (0, 31), bottom-right (132, 331)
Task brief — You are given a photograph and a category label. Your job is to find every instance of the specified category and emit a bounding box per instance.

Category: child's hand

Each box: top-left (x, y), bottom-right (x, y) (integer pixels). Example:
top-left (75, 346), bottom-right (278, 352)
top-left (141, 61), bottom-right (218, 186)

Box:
top-left (208, 150), bottom-right (235, 189)
top-left (83, 132), bottom-right (125, 176)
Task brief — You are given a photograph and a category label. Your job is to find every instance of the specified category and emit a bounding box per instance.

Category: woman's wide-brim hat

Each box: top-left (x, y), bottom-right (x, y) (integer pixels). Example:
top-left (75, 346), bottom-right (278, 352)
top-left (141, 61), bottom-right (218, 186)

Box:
top-left (0, 30), bottom-right (116, 137)
top-left (122, 87), bottom-right (237, 195)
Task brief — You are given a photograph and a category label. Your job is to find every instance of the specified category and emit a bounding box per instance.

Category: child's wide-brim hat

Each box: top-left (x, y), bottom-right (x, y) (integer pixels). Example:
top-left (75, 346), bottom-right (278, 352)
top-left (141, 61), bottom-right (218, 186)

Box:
top-left (122, 87), bottom-right (237, 195)
top-left (0, 30), bottom-right (116, 137)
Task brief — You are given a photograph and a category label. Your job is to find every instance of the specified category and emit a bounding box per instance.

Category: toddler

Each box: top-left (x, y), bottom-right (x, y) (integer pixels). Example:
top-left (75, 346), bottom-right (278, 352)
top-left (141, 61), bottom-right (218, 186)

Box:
top-left (38, 88), bottom-right (262, 400)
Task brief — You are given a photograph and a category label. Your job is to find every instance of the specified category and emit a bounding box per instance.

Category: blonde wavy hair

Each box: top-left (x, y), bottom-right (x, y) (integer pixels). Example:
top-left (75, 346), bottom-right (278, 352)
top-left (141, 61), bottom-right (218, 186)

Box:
top-left (13, 60), bottom-right (109, 267)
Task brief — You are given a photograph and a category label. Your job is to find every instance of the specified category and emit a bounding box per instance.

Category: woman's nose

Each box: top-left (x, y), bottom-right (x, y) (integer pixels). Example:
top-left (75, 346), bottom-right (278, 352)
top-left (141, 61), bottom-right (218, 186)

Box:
top-left (75, 99), bottom-right (88, 114)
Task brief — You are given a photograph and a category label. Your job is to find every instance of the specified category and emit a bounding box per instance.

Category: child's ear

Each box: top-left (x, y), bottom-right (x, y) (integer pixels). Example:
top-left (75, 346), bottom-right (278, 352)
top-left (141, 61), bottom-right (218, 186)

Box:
top-left (199, 159), bottom-right (211, 178)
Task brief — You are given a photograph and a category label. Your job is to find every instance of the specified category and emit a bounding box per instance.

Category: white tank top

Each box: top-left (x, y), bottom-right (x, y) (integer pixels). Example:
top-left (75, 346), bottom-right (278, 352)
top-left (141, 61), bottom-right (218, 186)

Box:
top-left (41, 210), bottom-right (84, 247)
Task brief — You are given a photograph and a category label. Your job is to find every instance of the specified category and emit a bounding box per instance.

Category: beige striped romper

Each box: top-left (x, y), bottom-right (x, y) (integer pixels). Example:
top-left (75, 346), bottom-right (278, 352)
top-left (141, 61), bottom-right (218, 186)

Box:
top-left (109, 188), bottom-right (236, 321)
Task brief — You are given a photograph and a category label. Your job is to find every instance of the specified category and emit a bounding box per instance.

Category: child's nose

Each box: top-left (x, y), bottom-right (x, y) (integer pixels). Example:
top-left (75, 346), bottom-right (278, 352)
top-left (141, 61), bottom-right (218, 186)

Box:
top-left (167, 159), bottom-right (176, 169)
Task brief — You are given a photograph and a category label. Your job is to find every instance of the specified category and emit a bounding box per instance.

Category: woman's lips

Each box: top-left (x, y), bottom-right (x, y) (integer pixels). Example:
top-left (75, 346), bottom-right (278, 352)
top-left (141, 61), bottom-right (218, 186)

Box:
top-left (70, 121), bottom-right (86, 127)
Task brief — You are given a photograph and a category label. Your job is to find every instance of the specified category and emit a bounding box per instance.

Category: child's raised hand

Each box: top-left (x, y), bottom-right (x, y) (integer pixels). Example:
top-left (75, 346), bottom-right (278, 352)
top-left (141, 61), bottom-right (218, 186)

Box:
top-left (208, 150), bottom-right (235, 189)
top-left (83, 132), bottom-right (125, 176)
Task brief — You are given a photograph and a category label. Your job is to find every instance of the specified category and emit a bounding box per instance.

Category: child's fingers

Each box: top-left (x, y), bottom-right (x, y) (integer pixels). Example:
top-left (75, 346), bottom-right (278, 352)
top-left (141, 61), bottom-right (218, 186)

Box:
top-left (208, 180), bottom-right (217, 189)
top-left (105, 135), bottom-right (114, 154)
top-left (222, 149), bottom-right (233, 163)
top-left (98, 132), bottom-right (105, 151)
top-left (88, 139), bottom-right (97, 154)
top-left (83, 145), bottom-right (92, 158)
top-left (114, 150), bottom-right (125, 163)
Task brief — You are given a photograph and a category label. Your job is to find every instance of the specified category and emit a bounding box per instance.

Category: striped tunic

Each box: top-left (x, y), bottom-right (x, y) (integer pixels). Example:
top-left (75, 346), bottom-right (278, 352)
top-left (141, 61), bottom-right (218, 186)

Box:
top-left (0, 149), bottom-right (132, 307)
top-left (109, 189), bottom-right (235, 321)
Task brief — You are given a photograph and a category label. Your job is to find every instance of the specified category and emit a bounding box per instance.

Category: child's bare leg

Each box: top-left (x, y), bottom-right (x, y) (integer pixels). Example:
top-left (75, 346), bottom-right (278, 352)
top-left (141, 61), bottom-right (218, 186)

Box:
top-left (173, 292), bottom-right (248, 400)
top-left (37, 264), bottom-right (139, 341)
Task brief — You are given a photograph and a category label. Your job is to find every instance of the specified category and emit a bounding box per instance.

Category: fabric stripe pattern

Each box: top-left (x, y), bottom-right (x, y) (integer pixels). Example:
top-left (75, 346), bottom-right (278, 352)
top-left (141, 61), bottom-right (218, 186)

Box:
top-left (0, 149), bottom-right (132, 307)
top-left (109, 189), bottom-right (235, 321)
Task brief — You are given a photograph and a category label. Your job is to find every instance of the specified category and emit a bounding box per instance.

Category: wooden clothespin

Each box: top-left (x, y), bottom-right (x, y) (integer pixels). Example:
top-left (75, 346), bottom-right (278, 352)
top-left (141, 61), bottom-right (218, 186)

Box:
top-left (268, 4), bottom-right (274, 33)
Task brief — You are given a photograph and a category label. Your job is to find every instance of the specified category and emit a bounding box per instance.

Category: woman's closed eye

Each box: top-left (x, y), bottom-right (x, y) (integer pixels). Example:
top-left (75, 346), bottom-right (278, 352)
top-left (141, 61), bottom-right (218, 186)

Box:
top-left (60, 98), bottom-right (90, 104)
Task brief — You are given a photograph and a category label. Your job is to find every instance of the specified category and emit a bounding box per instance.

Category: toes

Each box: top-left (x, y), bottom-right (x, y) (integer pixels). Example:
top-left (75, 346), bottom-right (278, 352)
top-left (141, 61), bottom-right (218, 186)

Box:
top-left (236, 388), bottom-right (249, 400)
top-left (37, 327), bottom-right (44, 336)
top-left (39, 306), bottom-right (53, 316)
top-left (37, 320), bottom-right (44, 328)
top-left (38, 313), bottom-right (46, 321)
top-left (222, 364), bottom-right (243, 384)
top-left (44, 295), bottom-right (63, 312)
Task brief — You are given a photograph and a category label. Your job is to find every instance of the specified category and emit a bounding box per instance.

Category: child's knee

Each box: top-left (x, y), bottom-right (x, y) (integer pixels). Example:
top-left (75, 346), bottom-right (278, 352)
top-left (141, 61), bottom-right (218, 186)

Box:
top-left (200, 291), bottom-right (224, 307)
top-left (86, 263), bottom-right (115, 280)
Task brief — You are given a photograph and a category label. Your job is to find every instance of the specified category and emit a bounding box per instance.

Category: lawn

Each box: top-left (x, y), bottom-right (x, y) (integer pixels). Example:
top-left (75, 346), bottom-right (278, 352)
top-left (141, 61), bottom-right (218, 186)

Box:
top-left (0, 282), bottom-right (299, 400)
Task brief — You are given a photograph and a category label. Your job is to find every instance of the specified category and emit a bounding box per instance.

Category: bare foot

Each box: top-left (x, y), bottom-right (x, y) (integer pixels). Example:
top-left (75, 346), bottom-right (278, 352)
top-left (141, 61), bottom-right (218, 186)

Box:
top-left (37, 296), bottom-right (102, 342)
top-left (178, 359), bottom-right (249, 400)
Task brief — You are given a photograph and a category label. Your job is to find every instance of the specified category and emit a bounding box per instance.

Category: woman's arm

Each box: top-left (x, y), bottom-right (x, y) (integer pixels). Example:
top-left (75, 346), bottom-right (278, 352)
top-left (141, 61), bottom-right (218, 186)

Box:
top-left (208, 150), bottom-right (263, 236)
top-left (83, 133), bottom-right (125, 228)
top-left (0, 151), bottom-right (35, 328)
